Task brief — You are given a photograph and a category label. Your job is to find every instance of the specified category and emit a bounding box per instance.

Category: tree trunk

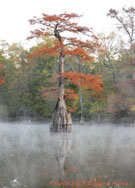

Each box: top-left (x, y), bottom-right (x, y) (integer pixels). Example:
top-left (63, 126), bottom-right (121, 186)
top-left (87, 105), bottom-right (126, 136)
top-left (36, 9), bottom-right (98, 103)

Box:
top-left (129, 39), bottom-right (135, 79)
top-left (50, 52), bottom-right (72, 132)
top-left (97, 103), bottom-right (101, 122)
top-left (79, 85), bottom-right (85, 123)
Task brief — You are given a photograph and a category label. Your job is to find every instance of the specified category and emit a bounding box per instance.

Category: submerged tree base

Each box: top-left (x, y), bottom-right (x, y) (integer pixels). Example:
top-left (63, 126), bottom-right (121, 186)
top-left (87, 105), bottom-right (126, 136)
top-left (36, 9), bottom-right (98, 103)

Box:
top-left (50, 98), bottom-right (72, 132)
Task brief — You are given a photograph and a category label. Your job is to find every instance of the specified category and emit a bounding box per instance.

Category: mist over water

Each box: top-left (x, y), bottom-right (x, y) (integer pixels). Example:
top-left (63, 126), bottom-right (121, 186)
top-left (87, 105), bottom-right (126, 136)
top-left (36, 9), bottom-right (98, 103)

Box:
top-left (0, 122), bottom-right (134, 188)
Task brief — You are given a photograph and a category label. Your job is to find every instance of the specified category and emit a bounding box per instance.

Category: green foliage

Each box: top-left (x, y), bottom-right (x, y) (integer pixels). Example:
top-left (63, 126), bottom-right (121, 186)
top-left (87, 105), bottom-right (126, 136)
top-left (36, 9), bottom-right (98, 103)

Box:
top-left (1, 19), bottom-right (135, 122)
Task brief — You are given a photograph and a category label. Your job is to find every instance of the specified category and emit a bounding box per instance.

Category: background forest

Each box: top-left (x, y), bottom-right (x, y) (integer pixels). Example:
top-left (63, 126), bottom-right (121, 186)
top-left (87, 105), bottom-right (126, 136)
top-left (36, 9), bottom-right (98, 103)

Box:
top-left (0, 6), bottom-right (135, 124)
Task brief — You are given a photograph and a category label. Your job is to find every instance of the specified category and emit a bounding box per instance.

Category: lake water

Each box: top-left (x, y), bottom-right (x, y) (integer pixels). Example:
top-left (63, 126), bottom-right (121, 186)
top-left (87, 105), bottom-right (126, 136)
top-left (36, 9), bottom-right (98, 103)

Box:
top-left (0, 122), bottom-right (134, 188)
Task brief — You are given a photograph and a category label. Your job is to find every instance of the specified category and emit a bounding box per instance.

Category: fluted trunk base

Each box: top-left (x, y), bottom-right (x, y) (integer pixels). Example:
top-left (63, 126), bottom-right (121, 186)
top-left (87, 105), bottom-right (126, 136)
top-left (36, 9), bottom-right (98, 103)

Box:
top-left (50, 98), bottom-right (72, 132)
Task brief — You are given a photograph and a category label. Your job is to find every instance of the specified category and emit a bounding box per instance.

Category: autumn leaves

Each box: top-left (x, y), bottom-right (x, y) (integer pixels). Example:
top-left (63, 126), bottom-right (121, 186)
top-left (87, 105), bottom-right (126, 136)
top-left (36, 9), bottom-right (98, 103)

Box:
top-left (0, 62), bottom-right (5, 85)
top-left (27, 12), bottom-right (104, 111)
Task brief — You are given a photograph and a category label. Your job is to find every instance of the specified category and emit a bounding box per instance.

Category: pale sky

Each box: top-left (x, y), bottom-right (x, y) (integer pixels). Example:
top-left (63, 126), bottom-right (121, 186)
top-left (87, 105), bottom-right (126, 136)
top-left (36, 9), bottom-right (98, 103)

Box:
top-left (0, 0), bottom-right (135, 47)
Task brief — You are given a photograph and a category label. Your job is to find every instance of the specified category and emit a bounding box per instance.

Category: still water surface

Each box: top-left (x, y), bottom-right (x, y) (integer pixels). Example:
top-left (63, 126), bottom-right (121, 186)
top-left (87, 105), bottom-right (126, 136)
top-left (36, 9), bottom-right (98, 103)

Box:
top-left (0, 122), bottom-right (134, 188)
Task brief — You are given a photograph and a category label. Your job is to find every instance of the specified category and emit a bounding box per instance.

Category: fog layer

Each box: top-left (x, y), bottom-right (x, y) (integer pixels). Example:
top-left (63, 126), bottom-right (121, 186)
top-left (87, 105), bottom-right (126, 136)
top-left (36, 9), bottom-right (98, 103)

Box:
top-left (0, 122), bottom-right (134, 188)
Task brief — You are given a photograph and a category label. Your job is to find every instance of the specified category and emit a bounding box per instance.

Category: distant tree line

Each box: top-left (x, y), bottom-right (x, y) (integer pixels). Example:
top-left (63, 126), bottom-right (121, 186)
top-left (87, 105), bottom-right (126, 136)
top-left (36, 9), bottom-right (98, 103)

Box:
top-left (0, 6), bottom-right (135, 124)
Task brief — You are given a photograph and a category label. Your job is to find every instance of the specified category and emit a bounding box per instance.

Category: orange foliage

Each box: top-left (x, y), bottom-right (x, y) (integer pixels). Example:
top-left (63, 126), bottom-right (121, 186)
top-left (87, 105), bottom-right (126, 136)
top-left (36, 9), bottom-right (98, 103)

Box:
top-left (63, 46), bottom-right (94, 62)
top-left (0, 78), bottom-right (5, 85)
top-left (43, 93), bottom-right (48, 97)
top-left (67, 106), bottom-right (77, 113)
top-left (27, 13), bottom-right (103, 110)
top-left (64, 89), bottom-right (79, 99)
top-left (27, 12), bottom-right (100, 61)
top-left (0, 62), bottom-right (2, 71)
top-left (28, 42), bottom-right (60, 58)
top-left (63, 72), bottom-right (103, 92)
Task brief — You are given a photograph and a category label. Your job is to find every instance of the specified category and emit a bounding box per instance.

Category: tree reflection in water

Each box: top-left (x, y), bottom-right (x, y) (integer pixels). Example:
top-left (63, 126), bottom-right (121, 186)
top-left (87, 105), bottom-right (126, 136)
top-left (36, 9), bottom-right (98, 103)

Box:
top-left (52, 132), bottom-right (72, 179)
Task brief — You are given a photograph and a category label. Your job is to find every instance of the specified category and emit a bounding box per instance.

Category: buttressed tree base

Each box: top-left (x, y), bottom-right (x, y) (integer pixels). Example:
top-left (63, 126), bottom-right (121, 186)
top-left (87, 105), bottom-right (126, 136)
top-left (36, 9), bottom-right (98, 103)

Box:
top-left (28, 13), bottom-right (101, 132)
top-left (51, 98), bottom-right (72, 132)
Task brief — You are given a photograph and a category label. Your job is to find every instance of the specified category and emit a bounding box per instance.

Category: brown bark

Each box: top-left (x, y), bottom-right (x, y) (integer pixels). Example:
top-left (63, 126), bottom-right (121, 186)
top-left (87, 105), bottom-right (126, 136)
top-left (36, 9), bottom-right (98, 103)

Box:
top-left (50, 52), bottom-right (72, 132)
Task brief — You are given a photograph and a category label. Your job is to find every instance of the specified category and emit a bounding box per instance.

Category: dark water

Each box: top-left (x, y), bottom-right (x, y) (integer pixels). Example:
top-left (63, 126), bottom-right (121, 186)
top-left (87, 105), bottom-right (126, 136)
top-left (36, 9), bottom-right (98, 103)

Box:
top-left (0, 122), bottom-right (135, 188)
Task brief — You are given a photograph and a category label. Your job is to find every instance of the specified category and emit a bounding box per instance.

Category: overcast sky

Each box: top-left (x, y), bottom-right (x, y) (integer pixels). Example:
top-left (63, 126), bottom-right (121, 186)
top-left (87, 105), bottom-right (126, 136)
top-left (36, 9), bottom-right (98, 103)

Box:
top-left (0, 0), bottom-right (135, 46)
